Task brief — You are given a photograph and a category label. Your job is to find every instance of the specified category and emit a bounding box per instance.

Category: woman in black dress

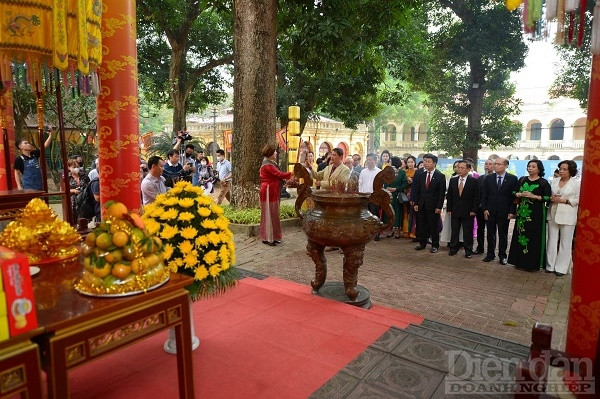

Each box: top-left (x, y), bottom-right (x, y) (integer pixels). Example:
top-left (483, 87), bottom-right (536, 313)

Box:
top-left (508, 160), bottom-right (552, 272)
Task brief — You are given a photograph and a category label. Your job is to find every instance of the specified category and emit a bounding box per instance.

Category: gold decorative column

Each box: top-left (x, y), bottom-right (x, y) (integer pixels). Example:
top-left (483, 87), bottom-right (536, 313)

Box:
top-left (287, 105), bottom-right (301, 172)
top-left (566, 54), bottom-right (600, 366)
top-left (97, 0), bottom-right (141, 215)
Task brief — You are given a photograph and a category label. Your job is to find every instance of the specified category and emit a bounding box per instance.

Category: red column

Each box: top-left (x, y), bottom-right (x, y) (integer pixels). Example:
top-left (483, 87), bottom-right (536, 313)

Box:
top-left (566, 54), bottom-right (600, 366)
top-left (0, 89), bottom-right (16, 190)
top-left (96, 0), bottom-right (141, 215)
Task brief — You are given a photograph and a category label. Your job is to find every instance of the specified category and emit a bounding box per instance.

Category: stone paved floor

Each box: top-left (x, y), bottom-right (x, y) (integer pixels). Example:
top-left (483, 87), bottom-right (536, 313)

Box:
top-left (233, 218), bottom-right (571, 350)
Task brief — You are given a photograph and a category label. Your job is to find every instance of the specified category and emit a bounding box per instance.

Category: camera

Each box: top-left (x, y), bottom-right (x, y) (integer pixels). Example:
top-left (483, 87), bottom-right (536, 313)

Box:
top-left (177, 130), bottom-right (193, 141)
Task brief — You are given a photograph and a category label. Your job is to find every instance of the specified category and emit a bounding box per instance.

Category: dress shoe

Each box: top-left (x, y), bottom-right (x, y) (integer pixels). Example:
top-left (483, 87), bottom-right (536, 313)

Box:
top-left (482, 255), bottom-right (495, 262)
top-left (449, 251), bottom-right (458, 256)
top-left (545, 269), bottom-right (554, 273)
top-left (274, 240), bottom-right (282, 244)
top-left (430, 247), bottom-right (439, 253)
top-left (555, 272), bottom-right (565, 277)
top-left (374, 234), bottom-right (380, 241)
top-left (415, 245), bottom-right (426, 251)
top-left (474, 248), bottom-right (484, 255)
top-left (325, 247), bottom-right (340, 252)
top-left (465, 252), bottom-right (473, 259)
top-left (262, 241), bottom-right (276, 246)
top-left (500, 258), bottom-right (508, 265)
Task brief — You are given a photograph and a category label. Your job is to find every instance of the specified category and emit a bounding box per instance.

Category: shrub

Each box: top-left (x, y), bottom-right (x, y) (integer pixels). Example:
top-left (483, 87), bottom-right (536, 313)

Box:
top-left (222, 204), bottom-right (296, 224)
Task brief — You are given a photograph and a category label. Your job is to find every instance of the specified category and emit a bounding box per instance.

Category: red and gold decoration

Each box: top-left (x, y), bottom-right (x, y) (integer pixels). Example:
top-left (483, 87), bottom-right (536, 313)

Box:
top-left (287, 105), bottom-right (301, 172)
top-left (0, 89), bottom-right (15, 190)
top-left (77, 201), bottom-right (168, 296)
top-left (96, 0), bottom-right (141, 214)
top-left (0, 198), bottom-right (79, 264)
top-left (566, 53), bottom-right (600, 365)
top-left (141, 181), bottom-right (237, 301)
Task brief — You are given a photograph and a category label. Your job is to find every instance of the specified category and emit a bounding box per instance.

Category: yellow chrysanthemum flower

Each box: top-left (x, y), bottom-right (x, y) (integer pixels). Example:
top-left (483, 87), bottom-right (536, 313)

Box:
top-left (162, 197), bottom-right (179, 207)
top-left (195, 266), bottom-right (209, 281)
top-left (143, 202), bottom-right (157, 214)
top-left (204, 250), bottom-right (218, 265)
top-left (201, 219), bottom-right (217, 229)
top-left (148, 206), bottom-right (165, 218)
top-left (167, 260), bottom-right (179, 273)
top-left (218, 231), bottom-right (231, 243)
top-left (197, 207), bottom-right (211, 217)
top-left (179, 212), bottom-right (194, 222)
top-left (185, 185), bottom-right (204, 195)
top-left (209, 265), bottom-right (221, 277)
top-left (180, 226), bottom-right (198, 240)
top-left (145, 218), bottom-right (161, 235)
top-left (175, 258), bottom-right (184, 267)
top-left (184, 253), bottom-right (197, 268)
top-left (178, 198), bottom-right (195, 208)
top-left (216, 216), bottom-right (229, 230)
top-left (160, 208), bottom-right (179, 220)
top-left (221, 260), bottom-right (230, 270)
top-left (155, 192), bottom-right (168, 203)
top-left (195, 235), bottom-right (210, 247)
top-left (163, 243), bottom-right (174, 260)
top-left (169, 187), bottom-right (183, 196)
top-left (210, 204), bottom-right (224, 215)
top-left (160, 225), bottom-right (179, 240)
top-left (196, 195), bottom-right (212, 206)
top-left (178, 240), bottom-right (194, 254)
top-left (208, 231), bottom-right (221, 245)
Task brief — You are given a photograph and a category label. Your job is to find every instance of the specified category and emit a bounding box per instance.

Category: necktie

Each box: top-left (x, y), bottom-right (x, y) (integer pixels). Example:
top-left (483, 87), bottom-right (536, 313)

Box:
top-left (459, 178), bottom-right (464, 196)
top-left (497, 176), bottom-right (502, 189)
top-left (426, 172), bottom-right (431, 189)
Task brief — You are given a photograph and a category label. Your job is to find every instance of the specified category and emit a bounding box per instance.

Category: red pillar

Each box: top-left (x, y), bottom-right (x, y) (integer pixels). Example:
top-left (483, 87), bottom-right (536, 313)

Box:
top-left (566, 54), bottom-right (600, 366)
top-left (96, 0), bottom-right (141, 214)
top-left (0, 89), bottom-right (16, 190)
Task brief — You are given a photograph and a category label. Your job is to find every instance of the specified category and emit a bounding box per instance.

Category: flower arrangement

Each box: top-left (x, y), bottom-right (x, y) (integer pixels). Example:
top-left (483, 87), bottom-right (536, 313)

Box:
top-left (142, 181), bottom-right (237, 300)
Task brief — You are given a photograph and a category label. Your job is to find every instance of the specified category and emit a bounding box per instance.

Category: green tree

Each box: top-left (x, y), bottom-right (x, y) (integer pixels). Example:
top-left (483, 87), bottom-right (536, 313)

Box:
top-left (136, 0), bottom-right (233, 132)
top-left (549, 1), bottom-right (594, 109)
top-left (406, 0), bottom-right (527, 161)
top-left (275, 0), bottom-right (423, 130)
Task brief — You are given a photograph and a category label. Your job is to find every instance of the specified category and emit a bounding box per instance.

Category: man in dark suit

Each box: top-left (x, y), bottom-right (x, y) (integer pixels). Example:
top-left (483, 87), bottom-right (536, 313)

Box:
top-left (480, 157), bottom-right (518, 265)
top-left (412, 154), bottom-right (446, 253)
top-left (446, 160), bottom-right (479, 258)
top-left (475, 159), bottom-right (495, 254)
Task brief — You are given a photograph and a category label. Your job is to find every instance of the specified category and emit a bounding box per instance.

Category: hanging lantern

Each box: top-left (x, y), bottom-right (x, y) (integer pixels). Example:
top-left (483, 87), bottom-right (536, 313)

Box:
top-left (288, 120), bottom-right (300, 135)
top-left (288, 135), bottom-right (301, 151)
top-left (288, 105), bottom-right (300, 120)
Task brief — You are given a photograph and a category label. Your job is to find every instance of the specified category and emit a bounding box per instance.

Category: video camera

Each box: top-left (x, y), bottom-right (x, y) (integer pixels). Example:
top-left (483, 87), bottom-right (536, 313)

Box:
top-left (177, 130), bottom-right (193, 141)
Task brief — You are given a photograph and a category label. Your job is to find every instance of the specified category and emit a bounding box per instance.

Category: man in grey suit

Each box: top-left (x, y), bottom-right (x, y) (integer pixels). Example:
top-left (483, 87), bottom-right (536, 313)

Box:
top-left (480, 157), bottom-right (518, 265)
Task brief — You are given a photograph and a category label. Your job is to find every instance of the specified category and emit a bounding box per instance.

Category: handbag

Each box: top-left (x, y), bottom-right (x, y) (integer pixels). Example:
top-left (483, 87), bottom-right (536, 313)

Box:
top-left (398, 192), bottom-right (410, 204)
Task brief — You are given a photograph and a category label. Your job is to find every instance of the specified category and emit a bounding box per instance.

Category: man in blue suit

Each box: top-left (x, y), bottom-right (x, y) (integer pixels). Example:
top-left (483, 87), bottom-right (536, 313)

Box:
top-left (480, 157), bottom-right (518, 265)
top-left (412, 154), bottom-right (446, 253)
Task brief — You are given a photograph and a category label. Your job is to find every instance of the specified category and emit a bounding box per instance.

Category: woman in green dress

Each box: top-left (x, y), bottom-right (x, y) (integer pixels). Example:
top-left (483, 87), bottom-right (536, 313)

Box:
top-left (384, 156), bottom-right (408, 238)
top-left (508, 160), bottom-right (552, 272)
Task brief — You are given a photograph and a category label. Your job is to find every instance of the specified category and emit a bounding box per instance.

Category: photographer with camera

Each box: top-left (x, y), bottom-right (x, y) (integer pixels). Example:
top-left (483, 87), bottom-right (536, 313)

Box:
top-left (162, 149), bottom-right (193, 188)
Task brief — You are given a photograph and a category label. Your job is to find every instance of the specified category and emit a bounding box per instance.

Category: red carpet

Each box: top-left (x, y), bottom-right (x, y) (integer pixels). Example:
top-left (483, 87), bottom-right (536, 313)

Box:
top-left (66, 277), bottom-right (424, 398)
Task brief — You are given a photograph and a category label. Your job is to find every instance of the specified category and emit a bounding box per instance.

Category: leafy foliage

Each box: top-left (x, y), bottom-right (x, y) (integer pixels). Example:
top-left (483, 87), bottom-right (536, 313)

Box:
top-left (549, 0), bottom-right (594, 109)
top-left (401, 0), bottom-right (527, 160)
top-left (222, 204), bottom-right (297, 224)
top-left (276, 0), bottom-right (423, 129)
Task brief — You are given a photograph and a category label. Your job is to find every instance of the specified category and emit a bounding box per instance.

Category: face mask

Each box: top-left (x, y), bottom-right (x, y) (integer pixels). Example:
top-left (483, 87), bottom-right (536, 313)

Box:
top-left (71, 167), bottom-right (80, 174)
top-left (200, 162), bottom-right (207, 166)
top-left (217, 156), bottom-right (222, 161)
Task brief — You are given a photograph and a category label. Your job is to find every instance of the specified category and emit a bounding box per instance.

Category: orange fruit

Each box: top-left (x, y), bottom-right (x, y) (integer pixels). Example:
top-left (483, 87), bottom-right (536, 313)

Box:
top-left (93, 262), bottom-right (112, 278)
top-left (112, 263), bottom-right (131, 279)
top-left (128, 213), bottom-right (145, 230)
top-left (145, 253), bottom-right (160, 268)
top-left (85, 232), bottom-right (97, 247)
top-left (83, 257), bottom-right (93, 272)
top-left (112, 231), bottom-right (129, 247)
top-left (130, 258), bottom-right (141, 274)
top-left (105, 201), bottom-right (128, 220)
top-left (131, 228), bottom-right (145, 244)
top-left (122, 244), bottom-right (137, 261)
top-left (105, 249), bottom-right (123, 264)
top-left (95, 233), bottom-right (113, 250)
top-left (81, 243), bottom-right (93, 256)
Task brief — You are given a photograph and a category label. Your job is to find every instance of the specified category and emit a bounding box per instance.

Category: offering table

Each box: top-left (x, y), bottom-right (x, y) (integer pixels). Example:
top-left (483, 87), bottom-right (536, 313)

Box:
top-left (32, 258), bottom-right (195, 399)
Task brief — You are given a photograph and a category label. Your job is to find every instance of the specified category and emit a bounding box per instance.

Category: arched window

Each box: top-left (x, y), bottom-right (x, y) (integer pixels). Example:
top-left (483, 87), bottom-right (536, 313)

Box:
top-left (410, 127), bottom-right (416, 141)
top-left (390, 125), bottom-right (397, 142)
top-left (550, 120), bottom-right (565, 140)
top-left (530, 122), bottom-right (542, 140)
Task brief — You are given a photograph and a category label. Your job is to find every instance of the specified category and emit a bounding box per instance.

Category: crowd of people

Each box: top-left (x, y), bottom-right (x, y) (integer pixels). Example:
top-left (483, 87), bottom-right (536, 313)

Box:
top-left (262, 147), bottom-right (580, 276)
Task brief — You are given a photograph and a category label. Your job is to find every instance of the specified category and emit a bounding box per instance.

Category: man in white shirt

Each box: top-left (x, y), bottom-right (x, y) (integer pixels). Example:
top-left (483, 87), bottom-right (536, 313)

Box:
top-left (141, 156), bottom-right (167, 205)
top-left (215, 149), bottom-right (232, 204)
top-left (358, 153), bottom-right (382, 240)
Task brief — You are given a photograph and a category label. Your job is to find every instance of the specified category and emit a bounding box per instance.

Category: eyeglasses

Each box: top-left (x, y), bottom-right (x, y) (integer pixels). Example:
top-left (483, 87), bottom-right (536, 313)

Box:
top-left (494, 162), bottom-right (505, 165)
